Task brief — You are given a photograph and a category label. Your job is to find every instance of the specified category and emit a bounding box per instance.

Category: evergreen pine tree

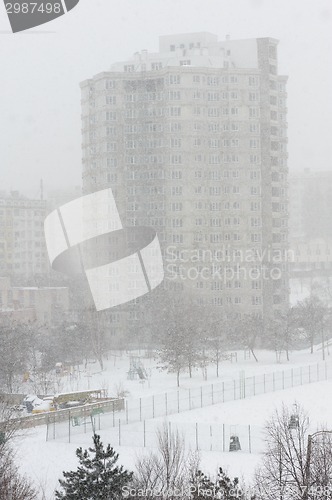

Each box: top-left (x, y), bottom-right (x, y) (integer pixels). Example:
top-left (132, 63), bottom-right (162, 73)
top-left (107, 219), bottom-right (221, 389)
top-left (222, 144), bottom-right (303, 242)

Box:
top-left (191, 467), bottom-right (248, 499)
top-left (55, 433), bottom-right (132, 499)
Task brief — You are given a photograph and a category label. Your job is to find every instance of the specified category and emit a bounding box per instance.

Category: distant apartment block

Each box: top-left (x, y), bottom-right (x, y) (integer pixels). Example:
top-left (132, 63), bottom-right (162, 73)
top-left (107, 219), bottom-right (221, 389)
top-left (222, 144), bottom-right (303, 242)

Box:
top-left (0, 276), bottom-right (69, 324)
top-left (289, 169), bottom-right (332, 242)
top-left (288, 169), bottom-right (332, 281)
top-left (80, 32), bottom-right (289, 329)
top-left (0, 191), bottom-right (49, 278)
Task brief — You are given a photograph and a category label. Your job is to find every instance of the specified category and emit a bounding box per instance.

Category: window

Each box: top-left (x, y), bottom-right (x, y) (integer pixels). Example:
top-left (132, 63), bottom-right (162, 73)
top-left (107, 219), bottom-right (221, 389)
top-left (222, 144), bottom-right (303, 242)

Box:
top-left (170, 122), bottom-right (181, 132)
top-left (249, 92), bottom-right (259, 101)
top-left (106, 95), bottom-right (116, 105)
top-left (251, 186), bottom-right (260, 196)
top-left (106, 80), bottom-right (115, 89)
top-left (168, 91), bottom-right (181, 100)
top-left (250, 139), bottom-right (259, 148)
top-left (208, 92), bottom-right (220, 101)
top-left (171, 137), bottom-right (181, 148)
top-left (171, 186), bottom-right (182, 196)
top-left (171, 154), bottom-right (182, 164)
top-left (207, 76), bottom-right (219, 86)
top-left (152, 62), bottom-right (162, 70)
top-left (208, 108), bottom-right (220, 117)
top-left (106, 111), bottom-right (116, 121)
top-left (250, 171), bottom-right (260, 180)
top-left (249, 107), bottom-right (260, 118)
top-left (249, 76), bottom-right (259, 86)
top-left (169, 107), bottom-right (181, 116)
top-left (169, 74), bottom-right (180, 84)
top-left (171, 202), bottom-right (182, 211)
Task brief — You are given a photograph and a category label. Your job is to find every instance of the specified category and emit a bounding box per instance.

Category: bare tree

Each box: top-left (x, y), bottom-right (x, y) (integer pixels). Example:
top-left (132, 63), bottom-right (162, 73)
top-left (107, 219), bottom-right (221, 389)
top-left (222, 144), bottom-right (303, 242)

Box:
top-left (254, 403), bottom-right (332, 500)
top-left (0, 444), bottom-right (37, 500)
top-left (294, 296), bottom-right (327, 354)
top-left (234, 314), bottom-right (262, 362)
top-left (133, 422), bottom-right (199, 499)
top-left (265, 310), bottom-right (297, 363)
top-left (0, 404), bottom-right (37, 499)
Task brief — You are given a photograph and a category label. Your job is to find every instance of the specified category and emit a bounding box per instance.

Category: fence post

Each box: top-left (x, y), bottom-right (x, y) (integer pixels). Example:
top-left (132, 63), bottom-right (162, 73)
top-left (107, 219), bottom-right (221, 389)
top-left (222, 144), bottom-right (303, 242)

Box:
top-left (211, 384), bottom-right (214, 405)
top-left (248, 425), bottom-right (252, 454)
top-left (143, 420), bottom-right (146, 448)
top-left (118, 419), bottom-right (121, 446)
top-left (165, 393), bottom-right (168, 416)
top-left (68, 410), bottom-right (71, 443)
top-left (195, 423), bottom-right (198, 451)
top-left (210, 425), bottom-right (213, 451)
top-left (112, 400), bottom-right (115, 427)
top-left (223, 424), bottom-right (225, 452)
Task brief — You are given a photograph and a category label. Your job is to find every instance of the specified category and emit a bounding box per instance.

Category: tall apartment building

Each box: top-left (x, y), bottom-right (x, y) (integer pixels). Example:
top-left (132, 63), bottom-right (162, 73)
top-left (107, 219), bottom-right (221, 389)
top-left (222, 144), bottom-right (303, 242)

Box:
top-left (80, 33), bottom-right (289, 328)
top-left (0, 191), bottom-right (49, 279)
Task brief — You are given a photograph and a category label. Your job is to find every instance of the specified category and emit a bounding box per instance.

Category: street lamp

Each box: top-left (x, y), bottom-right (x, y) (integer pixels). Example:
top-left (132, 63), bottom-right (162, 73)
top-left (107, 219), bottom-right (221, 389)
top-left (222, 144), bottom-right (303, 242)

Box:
top-left (305, 430), bottom-right (332, 499)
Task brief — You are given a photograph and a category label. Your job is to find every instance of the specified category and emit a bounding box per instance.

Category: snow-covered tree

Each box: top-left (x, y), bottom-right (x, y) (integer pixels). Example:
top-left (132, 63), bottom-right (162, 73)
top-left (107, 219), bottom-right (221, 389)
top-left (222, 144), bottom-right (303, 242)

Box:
top-left (294, 296), bottom-right (327, 354)
top-left (191, 467), bottom-right (247, 499)
top-left (55, 434), bottom-right (132, 499)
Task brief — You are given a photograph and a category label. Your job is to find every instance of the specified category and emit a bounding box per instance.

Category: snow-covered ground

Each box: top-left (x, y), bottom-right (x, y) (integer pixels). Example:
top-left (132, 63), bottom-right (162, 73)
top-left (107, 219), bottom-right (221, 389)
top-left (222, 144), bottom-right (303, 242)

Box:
top-left (14, 347), bottom-right (332, 499)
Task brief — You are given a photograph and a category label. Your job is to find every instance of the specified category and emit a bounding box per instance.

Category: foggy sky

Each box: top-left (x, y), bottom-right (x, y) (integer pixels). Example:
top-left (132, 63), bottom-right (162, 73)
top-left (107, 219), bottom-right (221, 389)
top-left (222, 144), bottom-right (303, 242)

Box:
top-left (0, 0), bottom-right (331, 196)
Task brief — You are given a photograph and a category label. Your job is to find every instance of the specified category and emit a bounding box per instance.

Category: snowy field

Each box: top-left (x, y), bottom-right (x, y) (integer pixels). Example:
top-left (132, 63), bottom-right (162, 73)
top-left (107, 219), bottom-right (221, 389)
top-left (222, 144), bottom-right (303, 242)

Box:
top-left (14, 347), bottom-right (332, 499)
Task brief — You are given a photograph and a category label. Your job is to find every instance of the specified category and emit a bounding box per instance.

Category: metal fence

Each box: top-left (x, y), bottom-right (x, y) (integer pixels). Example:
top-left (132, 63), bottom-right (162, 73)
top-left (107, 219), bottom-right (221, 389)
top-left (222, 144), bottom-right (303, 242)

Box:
top-left (46, 360), bottom-right (332, 447)
top-left (48, 416), bottom-right (265, 454)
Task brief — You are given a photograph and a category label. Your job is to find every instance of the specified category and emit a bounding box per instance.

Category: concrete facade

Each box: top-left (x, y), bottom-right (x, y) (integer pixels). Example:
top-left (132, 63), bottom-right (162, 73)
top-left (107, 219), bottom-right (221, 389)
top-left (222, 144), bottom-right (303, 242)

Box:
top-left (80, 33), bottom-right (289, 336)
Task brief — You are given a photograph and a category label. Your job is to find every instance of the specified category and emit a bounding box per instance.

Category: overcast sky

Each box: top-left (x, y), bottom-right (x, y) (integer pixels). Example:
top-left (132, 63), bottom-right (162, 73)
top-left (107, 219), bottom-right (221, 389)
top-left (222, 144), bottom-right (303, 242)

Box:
top-left (0, 0), bottom-right (331, 196)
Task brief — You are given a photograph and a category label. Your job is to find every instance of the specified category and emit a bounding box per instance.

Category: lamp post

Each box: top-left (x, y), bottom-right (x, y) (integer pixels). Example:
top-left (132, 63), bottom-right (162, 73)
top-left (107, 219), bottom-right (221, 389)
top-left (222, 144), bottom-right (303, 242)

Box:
top-left (305, 430), bottom-right (332, 499)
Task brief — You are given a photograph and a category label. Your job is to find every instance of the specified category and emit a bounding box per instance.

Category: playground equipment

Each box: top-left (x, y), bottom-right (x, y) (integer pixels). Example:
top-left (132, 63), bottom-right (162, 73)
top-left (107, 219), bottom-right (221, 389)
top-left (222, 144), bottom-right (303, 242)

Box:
top-left (71, 408), bottom-right (104, 433)
top-left (127, 357), bottom-right (148, 381)
top-left (289, 404), bottom-right (300, 430)
top-left (229, 435), bottom-right (241, 451)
